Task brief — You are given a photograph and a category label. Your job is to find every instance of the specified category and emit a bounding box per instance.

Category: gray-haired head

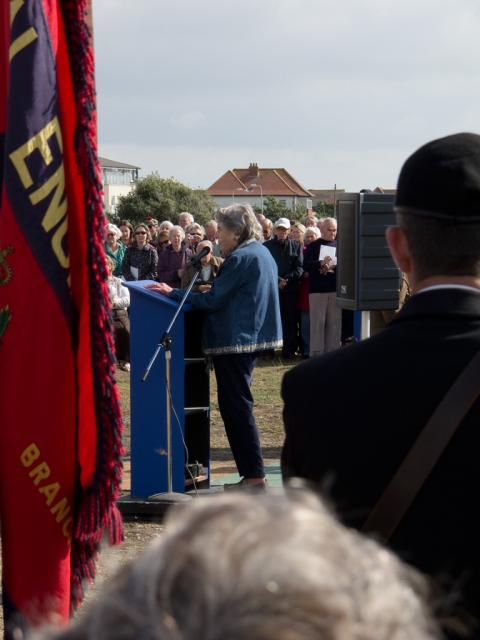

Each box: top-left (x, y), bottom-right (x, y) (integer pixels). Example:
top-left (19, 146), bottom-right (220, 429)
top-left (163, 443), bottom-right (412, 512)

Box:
top-left (169, 225), bottom-right (185, 240)
top-left (305, 225), bottom-right (321, 241)
top-left (105, 223), bottom-right (122, 241)
top-left (159, 220), bottom-right (174, 232)
top-left (32, 488), bottom-right (437, 640)
top-left (216, 203), bottom-right (263, 244)
top-left (178, 212), bottom-right (194, 227)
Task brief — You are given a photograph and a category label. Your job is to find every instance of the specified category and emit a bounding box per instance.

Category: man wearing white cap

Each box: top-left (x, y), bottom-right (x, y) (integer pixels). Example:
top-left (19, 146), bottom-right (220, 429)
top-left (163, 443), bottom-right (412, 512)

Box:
top-left (264, 218), bottom-right (303, 359)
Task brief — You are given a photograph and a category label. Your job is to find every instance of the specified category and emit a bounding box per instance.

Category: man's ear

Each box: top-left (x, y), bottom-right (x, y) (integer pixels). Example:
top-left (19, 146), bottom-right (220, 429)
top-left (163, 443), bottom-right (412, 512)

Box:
top-left (386, 225), bottom-right (412, 275)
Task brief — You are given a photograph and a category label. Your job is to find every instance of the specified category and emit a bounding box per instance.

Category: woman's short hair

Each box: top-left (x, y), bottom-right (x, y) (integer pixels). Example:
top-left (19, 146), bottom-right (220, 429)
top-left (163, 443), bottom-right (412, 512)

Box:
top-left (169, 225), bottom-right (185, 240)
top-left (105, 223), bottom-right (122, 241)
top-left (305, 225), bottom-right (321, 239)
top-left (216, 204), bottom-right (263, 244)
top-left (159, 220), bottom-right (174, 232)
top-left (33, 488), bottom-right (437, 640)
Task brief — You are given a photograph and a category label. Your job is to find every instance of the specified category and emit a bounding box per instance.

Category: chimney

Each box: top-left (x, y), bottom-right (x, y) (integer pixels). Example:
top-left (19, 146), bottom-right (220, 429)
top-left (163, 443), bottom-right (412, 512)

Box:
top-left (248, 162), bottom-right (260, 177)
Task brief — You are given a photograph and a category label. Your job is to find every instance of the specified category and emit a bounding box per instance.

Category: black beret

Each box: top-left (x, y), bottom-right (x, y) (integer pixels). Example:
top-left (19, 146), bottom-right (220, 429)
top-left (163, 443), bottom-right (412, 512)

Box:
top-left (395, 132), bottom-right (480, 223)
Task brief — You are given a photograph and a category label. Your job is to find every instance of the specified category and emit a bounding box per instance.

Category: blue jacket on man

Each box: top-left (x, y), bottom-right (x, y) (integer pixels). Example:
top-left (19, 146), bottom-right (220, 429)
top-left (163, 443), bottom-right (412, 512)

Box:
top-left (169, 239), bottom-right (283, 355)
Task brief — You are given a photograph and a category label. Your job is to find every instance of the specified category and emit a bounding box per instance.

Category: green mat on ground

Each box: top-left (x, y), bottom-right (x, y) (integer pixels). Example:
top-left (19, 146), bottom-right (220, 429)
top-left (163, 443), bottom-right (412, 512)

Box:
top-left (211, 464), bottom-right (283, 488)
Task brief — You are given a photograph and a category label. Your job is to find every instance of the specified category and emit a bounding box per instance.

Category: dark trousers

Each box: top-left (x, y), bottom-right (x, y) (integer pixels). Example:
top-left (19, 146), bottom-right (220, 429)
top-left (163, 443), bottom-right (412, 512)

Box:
top-left (112, 309), bottom-right (130, 363)
top-left (279, 291), bottom-right (298, 358)
top-left (212, 353), bottom-right (265, 479)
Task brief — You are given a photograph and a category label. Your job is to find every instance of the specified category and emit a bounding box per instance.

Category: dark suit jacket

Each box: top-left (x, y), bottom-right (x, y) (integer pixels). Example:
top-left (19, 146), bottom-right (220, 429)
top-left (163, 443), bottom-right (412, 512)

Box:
top-left (263, 237), bottom-right (303, 292)
top-left (282, 288), bottom-right (480, 632)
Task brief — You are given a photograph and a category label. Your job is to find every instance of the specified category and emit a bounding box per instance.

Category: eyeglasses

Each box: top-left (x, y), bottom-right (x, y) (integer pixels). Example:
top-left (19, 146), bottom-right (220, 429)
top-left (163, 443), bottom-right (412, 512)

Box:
top-left (135, 231), bottom-right (147, 235)
top-left (148, 224), bottom-right (156, 228)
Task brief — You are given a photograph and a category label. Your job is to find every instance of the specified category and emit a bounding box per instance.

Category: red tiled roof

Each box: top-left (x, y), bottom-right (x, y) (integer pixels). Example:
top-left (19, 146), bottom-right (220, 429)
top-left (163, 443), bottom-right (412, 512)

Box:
top-left (207, 163), bottom-right (312, 198)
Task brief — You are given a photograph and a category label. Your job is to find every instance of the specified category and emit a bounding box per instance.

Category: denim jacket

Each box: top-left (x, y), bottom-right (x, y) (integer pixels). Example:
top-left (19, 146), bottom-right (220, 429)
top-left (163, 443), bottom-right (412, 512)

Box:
top-left (169, 239), bottom-right (283, 355)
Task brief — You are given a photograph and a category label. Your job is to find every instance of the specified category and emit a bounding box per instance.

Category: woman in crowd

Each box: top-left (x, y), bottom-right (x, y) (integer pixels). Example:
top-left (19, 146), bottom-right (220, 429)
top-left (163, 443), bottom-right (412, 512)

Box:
top-left (148, 204), bottom-right (282, 489)
top-left (104, 223), bottom-right (126, 277)
top-left (155, 229), bottom-right (171, 253)
top-left (180, 239), bottom-right (223, 292)
top-left (106, 256), bottom-right (130, 372)
top-left (119, 219), bottom-right (133, 247)
top-left (159, 220), bottom-right (174, 233)
top-left (290, 222), bottom-right (306, 245)
top-left (298, 226), bottom-right (320, 358)
top-left (121, 223), bottom-right (158, 281)
top-left (156, 225), bottom-right (192, 287)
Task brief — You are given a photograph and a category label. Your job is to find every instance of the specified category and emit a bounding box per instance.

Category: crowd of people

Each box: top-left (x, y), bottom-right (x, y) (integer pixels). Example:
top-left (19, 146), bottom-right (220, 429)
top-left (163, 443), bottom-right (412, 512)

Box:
top-left (82, 132), bottom-right (480, 640)
top-left (105, 207), bottom-right (347, 371)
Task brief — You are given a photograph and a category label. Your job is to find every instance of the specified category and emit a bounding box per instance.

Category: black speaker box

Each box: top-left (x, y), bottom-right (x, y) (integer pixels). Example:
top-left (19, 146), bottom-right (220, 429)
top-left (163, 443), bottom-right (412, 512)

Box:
top-left (336, 192), bottom-right (401, 310)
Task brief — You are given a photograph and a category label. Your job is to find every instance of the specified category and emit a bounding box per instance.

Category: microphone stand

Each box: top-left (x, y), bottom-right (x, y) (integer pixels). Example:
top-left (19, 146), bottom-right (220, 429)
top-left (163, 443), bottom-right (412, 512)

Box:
top-left (142, 264), bottom-right (202, 502)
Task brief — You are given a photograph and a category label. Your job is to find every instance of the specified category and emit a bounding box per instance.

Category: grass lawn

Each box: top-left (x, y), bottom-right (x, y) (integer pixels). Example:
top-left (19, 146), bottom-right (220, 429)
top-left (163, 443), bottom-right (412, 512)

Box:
top-left (115, 355), bottom-right (296, 477)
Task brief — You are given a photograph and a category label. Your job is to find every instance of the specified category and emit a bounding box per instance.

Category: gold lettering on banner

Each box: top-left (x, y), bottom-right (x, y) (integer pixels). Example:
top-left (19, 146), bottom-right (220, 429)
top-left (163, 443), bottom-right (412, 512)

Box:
top-left (10, 0), bottom-right (24, 24)
top-left (9, 118), bottom-right (63, 189)
top-left (38, 482), bottom-right (60, 506)
top-left (9, 1), bottom-right (38, 61)
top-left (9, 117), bottom-right (69, 273)
top-left (29, 461), bottom-right (51, 485)
top-left (20, 443), bottom-right (73, 541)
top-left (20, 442), bottom-right (40, 467)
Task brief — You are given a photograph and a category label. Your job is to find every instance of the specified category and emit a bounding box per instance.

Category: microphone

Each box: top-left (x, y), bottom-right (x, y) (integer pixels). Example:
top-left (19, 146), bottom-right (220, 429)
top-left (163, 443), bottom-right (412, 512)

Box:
top-left (188, 246), bottom-right (211, 267)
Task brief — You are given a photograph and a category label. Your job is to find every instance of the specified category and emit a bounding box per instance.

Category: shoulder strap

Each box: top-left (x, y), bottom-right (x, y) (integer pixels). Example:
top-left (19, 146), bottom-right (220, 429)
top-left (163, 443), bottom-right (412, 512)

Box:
top-left (362, 350), bottom-right (480, 542)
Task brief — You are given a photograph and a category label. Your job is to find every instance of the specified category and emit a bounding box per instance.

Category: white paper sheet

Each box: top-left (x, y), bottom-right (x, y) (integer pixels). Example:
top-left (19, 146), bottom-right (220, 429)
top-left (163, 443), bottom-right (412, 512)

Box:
top-left (319, 245), bottom-right (337, 265)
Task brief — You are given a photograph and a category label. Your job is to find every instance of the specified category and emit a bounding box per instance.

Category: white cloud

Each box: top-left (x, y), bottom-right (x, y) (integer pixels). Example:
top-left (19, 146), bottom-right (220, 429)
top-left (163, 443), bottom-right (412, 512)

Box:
top-left (93, 0), bottom-right (480, 189)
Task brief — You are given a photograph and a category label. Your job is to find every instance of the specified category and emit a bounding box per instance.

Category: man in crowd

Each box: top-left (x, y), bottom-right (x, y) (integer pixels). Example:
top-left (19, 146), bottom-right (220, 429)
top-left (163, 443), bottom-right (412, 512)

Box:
top-left (303, 217), bottom-right (341, 355)
top-left (264, 218), bottom-right (303, 359)
top-left (282, 133), bottom-right (480, 637)
top-left (205, 219), bottom-right (221, 256)
top-left (178, 211), bottom-right (194, 229)
top-left (261, 217), bottom-right (274, 241)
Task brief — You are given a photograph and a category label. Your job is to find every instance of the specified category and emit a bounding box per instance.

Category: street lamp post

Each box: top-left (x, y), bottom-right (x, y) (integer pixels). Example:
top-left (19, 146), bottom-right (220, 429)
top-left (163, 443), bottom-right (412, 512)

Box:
top-left (250, 183), bottom-right (263, 214)
top-left (232, 187), bottom-right (246, 203)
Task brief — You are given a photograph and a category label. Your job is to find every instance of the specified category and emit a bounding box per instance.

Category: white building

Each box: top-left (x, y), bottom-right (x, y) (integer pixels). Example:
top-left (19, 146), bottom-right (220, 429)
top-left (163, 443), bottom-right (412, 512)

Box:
top-left (99, 157), bottom-right (140, 216)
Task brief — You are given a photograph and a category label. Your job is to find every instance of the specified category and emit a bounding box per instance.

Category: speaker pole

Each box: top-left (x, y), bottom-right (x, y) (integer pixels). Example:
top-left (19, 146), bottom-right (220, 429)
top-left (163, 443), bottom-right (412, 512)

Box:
top-left (360, 311), bottom-right (371, 340)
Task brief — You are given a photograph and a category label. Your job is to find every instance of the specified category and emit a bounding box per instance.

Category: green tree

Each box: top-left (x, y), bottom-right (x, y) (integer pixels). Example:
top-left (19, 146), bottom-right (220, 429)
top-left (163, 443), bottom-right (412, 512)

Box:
top-left (313, 201), bottom-right (335, 218)
top-left (261, 196), bottom-right (288, 222)
top-left (112, 173), bottom-right (217, 225)
top-left (261, 196), bottom-right (308, 223)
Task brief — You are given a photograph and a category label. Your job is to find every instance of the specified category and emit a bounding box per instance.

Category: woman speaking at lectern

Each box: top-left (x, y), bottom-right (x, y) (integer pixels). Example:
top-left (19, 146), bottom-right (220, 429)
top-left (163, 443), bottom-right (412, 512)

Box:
top-left (147, 204), bottom-right (282, 489)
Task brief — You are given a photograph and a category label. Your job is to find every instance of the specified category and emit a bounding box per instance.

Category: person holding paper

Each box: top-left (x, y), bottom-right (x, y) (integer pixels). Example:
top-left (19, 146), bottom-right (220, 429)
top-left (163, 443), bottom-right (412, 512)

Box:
top-left (121, 223), bottom-right (158, 281)
top-left (303, 217), bottom-right (341, 355)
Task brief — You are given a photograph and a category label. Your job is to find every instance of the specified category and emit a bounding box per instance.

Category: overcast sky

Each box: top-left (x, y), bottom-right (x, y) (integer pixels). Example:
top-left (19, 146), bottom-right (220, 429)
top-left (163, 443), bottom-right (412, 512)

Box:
top-left (92, 0), bottom-right (480, 191)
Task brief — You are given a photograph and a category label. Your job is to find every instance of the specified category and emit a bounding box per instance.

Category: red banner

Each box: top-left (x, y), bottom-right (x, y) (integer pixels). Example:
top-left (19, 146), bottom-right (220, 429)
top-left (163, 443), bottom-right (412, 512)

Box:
top-left (0, 0), bottom-right (123, 635)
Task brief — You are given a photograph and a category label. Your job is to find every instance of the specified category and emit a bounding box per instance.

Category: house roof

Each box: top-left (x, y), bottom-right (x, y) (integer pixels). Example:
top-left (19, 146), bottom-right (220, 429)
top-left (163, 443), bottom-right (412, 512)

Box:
top-left (207, 163), bottom-right (312, 198)
top-left (309, 189), bottom-right (346, 203)
top-left (99, 156), bottom-right (140, 170)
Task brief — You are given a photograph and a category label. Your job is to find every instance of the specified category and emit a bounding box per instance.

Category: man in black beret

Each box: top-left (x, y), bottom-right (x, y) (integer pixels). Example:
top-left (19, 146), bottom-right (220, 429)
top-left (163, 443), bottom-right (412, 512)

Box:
top-left (281, 133), bottom-right (480, 638)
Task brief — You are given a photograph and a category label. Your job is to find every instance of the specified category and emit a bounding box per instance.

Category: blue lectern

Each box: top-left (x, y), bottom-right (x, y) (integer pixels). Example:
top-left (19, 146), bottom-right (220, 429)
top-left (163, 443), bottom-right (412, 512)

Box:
top-left (124, 281), bottom-right (210, 499)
